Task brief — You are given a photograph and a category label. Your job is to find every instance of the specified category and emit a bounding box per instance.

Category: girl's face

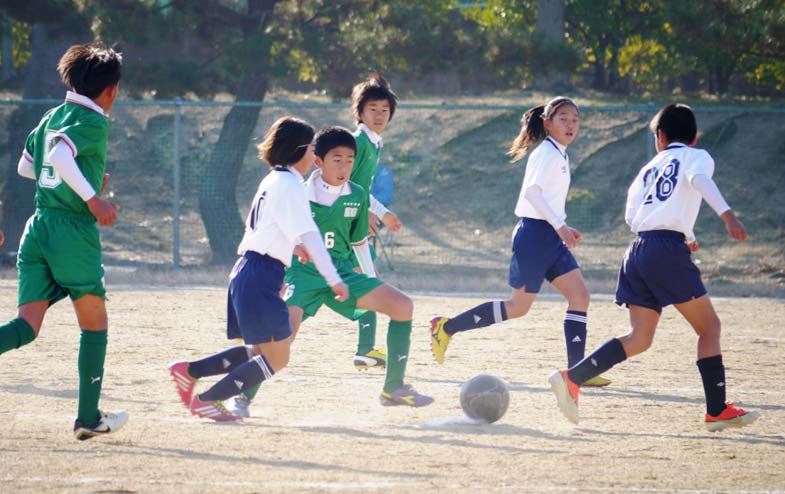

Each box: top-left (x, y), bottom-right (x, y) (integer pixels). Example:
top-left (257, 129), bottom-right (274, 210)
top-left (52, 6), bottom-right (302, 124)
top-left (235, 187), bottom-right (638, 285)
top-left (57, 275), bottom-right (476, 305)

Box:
top-left (359, 99), bottom-right (391, 135)
top-left (544, 104), bottom-right (580, 147)
top-left (315, 145), bottom-right (355, 187)
top-left (291, 142), bottom-right (315, 177)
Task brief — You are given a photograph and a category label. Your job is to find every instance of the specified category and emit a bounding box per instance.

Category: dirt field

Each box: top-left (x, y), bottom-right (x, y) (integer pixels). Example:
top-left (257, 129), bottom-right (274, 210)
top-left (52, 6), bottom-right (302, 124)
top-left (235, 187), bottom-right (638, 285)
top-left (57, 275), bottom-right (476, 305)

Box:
top-left (1, 281), bottom-right (784, 493)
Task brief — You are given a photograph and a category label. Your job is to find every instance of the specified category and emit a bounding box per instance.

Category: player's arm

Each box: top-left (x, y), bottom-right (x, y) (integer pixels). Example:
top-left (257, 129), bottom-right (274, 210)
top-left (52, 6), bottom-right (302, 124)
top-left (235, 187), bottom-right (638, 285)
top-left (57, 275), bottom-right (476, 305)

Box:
top-left (524, 185), bottom-right (579, 249)
top-left (17, 151), bottom-right (36, 180)
top-left (691, 173), bottom-right (746, 241)
top-left (369, 193), bottom-right (401, 232)
top-left (351, 239), bottom-right (376, 278)
top-left (48, 140), bottom-right (118, 226)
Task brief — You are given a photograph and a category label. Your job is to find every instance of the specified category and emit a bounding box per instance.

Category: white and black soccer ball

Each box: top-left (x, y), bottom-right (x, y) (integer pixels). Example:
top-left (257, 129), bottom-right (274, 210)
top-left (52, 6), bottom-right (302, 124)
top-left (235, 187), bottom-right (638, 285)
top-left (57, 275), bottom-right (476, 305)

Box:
top-left (460, 374), bottom-right (510, 423)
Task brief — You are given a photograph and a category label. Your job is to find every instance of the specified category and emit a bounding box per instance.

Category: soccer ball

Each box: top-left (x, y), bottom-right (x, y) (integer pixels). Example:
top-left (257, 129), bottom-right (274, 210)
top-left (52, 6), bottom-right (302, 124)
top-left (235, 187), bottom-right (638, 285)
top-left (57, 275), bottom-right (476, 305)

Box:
top-left (460, 374), bottom-right (510, 423)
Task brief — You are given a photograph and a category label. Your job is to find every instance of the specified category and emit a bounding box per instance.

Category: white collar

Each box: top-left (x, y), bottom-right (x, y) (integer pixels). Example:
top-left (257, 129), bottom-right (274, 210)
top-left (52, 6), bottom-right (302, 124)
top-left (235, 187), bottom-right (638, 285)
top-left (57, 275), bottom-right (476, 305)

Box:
top-left (65, 91), bottom-right (105, 116)
top-left (359, 123), bottom-right (383, 148)
top-left (545, 137), bottom-right (568, 158)
top-left (306, 169), bottom-right (351, 201)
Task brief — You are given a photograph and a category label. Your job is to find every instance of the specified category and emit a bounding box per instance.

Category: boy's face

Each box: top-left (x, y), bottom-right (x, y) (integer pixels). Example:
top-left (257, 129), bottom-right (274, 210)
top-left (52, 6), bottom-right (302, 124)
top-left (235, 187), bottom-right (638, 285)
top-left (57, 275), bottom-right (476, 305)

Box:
top-left (359, 99), bottom-right (391, 135)
top-left (315, 145), bottom-right (355, 186)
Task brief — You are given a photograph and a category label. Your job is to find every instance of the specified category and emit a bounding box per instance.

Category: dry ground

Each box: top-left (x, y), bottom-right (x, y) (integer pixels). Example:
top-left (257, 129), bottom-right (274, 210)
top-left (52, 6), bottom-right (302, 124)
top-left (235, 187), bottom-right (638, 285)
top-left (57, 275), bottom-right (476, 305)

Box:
top-left (1, 281), bottom-right (784, 493)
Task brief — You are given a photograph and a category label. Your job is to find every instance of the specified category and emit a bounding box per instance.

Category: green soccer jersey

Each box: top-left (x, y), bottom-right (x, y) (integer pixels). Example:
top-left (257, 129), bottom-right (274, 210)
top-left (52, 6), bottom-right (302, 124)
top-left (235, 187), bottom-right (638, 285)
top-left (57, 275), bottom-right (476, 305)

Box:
top-left (24, 92), bottom-right (109, 216)
top-left (310, 180), bottom-right (370, 262)
top-left (351, 128), bottom-right (381, 192)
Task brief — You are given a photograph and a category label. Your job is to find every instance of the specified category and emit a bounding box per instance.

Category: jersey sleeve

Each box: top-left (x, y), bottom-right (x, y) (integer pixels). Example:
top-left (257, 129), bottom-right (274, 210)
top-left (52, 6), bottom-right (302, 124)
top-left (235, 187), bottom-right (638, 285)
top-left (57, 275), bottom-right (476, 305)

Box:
top-left (275, 179), bottom-right (319, 242)
top-left (523, 146), bottom-right (552, 189)
top-left (685, 149), bottom-right (715, 181)
top-left (52, 117), bottom-right (108, 159)
top-left (23, 128), bottom-right (37, 162)
top-left (350, 186), bottom-right (370, 244)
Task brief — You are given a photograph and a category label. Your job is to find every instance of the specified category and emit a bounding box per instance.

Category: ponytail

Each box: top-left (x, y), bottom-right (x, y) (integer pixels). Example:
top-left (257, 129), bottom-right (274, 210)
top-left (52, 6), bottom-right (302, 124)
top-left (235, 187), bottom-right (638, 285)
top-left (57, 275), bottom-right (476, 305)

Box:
top-left (507, 96), bottom-right (578, 162)
top-left (507, 105), bottom-right (546, 162)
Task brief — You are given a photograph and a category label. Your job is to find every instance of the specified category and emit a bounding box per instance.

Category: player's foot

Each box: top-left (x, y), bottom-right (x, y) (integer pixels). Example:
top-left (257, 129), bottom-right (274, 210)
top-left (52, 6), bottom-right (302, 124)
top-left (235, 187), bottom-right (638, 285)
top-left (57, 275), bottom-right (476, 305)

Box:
top-left (582, 375), bottom-right (612, 387)
top-left (354, 348), bottom-right (387, 371)
top-left (380, 384), bottom-right (434, 407)
top-left (430, 316), bottom-right (451, 364)
top-left (705, 402), bottom-right (759, 432)
top-left (549, 370), bottom-right (580, 424)
top-left (190, 395), bottom-right (242, 421)
top-left (169, 360), bottom-right (197, 408)
top-left (229, 395), bottom-right (252, 418)
top-left (73, 409), bottom-right (129, 441)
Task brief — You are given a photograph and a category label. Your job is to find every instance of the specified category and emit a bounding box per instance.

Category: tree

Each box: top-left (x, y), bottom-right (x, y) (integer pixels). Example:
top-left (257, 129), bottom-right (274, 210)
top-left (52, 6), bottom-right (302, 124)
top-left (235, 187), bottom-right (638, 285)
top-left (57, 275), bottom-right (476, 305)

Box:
top-left (0, 1), bottom-right (90, 258)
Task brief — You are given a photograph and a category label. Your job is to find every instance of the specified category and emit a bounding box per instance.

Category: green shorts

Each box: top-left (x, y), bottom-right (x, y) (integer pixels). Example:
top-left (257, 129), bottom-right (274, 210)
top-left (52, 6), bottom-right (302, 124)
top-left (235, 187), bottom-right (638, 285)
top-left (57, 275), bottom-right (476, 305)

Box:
top-left (285, 258), bottom-right (382, 321)
top-left (16, 209), bottom-right (105, 306)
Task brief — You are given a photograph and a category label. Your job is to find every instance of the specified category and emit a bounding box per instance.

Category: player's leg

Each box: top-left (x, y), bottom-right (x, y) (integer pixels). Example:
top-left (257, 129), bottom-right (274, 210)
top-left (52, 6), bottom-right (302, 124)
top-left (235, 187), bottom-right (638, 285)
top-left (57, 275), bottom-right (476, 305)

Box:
top-left (71, 294), bottom-right (128, 440)
top-left (674, 294), bottom-right (758, 430)
top-left (550, 268), bottom-right (590, 367)
top-left (356, 284), bottom-right (432, 407)
top-left (0, 301), bottom-right (47, 354)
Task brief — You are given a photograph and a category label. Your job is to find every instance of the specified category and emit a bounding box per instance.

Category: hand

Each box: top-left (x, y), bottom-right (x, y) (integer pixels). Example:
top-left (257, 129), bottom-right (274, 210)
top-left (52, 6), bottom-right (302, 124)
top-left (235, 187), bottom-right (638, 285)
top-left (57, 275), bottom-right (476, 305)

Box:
top-left (556, 224), bottom-right (580, 249)
top-left (721, 210), bottom-right (747, 241)
top-left (100, 173), bottom-right (110, 194)
top-left (293, 245), bottom-right (310, 263)
top-left (331, 282), bottom-right (349, 302)
top-left (382, 212), bottom-right (402, 232)
top-left (86, 195), bottom-right (119, 226)
top-left (687, 241), bottom-right (699, 252)
top-left (368, 213), bottom-right (380, 236)
top-left (0, 229), bottom-right (4, 247)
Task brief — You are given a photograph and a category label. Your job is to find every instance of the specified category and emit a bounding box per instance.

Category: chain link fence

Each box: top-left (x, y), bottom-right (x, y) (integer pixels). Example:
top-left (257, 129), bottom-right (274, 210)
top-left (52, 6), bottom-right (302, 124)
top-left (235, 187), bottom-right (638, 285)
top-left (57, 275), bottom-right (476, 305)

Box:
top-left (1, 99), bottom-right (783, 296)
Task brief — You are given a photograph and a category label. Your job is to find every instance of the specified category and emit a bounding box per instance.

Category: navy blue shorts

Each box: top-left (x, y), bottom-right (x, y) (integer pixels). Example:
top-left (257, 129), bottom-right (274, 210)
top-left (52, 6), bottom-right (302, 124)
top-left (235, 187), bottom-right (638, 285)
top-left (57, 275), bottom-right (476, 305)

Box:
top-left (615, 230), bottom-right (707, 313)
top-left (508, 218), bottom-right (580, 293)
top-left (226, 251), bottom-right (292, 344)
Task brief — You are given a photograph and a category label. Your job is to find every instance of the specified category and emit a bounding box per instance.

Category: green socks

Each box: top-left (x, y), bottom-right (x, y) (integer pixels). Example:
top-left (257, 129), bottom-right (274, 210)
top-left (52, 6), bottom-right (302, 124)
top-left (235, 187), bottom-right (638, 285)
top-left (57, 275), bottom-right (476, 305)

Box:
top-left (356, 311), bottom-right (377, 355)
top-left (384, 320), bottom-right (412, 392)
top-left (77, 329), bottom-right (107, 425)
top-left (0, 318), bottom-right (36, 355)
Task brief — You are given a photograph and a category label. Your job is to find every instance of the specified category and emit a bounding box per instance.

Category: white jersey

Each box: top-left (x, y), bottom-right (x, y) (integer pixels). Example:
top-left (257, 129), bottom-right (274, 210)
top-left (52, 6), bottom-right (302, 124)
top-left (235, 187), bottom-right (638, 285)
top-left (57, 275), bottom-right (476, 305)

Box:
top-left (625, 143), bottom-right (714, 242)
top-left (236, 167), bottom-right (319, 266)
top-left (514, 137), bottom-right (570, 224)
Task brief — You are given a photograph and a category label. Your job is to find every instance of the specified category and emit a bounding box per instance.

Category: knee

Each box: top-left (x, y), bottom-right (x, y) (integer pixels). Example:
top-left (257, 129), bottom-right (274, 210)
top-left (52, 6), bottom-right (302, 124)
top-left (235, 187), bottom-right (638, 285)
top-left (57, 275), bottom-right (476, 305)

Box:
top-left (568, 287), bottom-right (590, 311)
top-left (620, 331), bottom-right (654, 356)
top-left (392, 294), bottom-right (414, 320)
top-left (698, 318), bottom-right (721, 340)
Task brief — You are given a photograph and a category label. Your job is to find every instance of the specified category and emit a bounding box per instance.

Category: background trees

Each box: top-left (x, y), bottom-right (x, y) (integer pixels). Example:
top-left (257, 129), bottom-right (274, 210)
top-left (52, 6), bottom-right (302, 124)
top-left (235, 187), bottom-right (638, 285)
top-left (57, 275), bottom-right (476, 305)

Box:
top-left (1, 0), bottom-right (783, 261)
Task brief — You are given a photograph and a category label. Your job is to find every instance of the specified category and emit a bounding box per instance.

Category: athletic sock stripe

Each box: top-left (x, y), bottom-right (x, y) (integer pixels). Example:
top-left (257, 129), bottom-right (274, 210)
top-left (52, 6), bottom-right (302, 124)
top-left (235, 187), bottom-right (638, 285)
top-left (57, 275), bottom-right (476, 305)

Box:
top-left (492, 301), bottom-right (503, 324)
top-left (564, 315), bottom-right (587, 323)
top-left (253, 355), bottom-right (273, 380)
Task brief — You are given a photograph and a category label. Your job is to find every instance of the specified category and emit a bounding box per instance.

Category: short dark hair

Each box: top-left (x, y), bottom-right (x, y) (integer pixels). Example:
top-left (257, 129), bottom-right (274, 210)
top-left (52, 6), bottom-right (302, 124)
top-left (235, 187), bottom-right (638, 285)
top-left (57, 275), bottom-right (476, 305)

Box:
top-left (314, 126), bottom-right (357, 159)
top-left (257, 116), bottom-right (315, 168)
top-left (650, 103), bottom-right (697, 144)
top-left (57, 43), bottom-right (123, 99)
top-left (351, 74), bottom-right (398, 124)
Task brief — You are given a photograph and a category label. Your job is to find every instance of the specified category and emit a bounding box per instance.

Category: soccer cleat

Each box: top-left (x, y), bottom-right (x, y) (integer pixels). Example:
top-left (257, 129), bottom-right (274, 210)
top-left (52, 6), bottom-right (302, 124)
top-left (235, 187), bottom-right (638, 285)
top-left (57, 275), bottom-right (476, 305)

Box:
top-left (430, 316), bottom-right (451, 364)
top-left (380, 383), bottom-right (434, 407)
top-left (229, 395), bottom-right (252, 419)
top-left (73, 409), bottom-right (129, 441)
top-left (354, 348), bottom-right (387, 371)
top-left (189, 394), bottom-right (242, 421)
top-left (169, 360), bottom-right (197, 408)
top-left (582, 375), bottom-right (612, 387)
top-left (549, 370), bottom-right (580, 424)
top-left (705, 402), bottom-right (759, 432)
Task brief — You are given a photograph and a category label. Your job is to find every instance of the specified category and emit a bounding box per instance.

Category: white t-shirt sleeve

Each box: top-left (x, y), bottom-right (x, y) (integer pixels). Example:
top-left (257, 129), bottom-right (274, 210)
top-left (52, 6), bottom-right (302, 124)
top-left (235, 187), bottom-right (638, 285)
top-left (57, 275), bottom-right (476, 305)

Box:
top-left (685, 149), bottom-right (715, 180)
top-left (17, 153), bottom-right (35, 180)
top-left (625, 168), bottom-right (647, 227)
top-left (691, 174), bottom-right (731, 216)
top-left (274, 180), bottom-right (319, 242)
top-left (524, 185), bottom-right (565, 229)
top-left (368, 193), bottom-right (389, 218)
top-left (48, 140), bottom-right (97, 201)
top-left (524, 147), bottom-right (551, 189)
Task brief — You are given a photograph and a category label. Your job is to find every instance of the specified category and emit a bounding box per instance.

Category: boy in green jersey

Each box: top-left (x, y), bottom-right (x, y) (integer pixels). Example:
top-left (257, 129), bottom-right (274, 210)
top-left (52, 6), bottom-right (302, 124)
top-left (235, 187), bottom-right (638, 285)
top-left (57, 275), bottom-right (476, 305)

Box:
top-left (289, 126), bottom-right (431, 406)
top-left (349, 74), bottom-right (403, 371)
top-left (0, 43), bottom-right (127, 440)
top-left (233, 126), bottom-right (432, 414)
